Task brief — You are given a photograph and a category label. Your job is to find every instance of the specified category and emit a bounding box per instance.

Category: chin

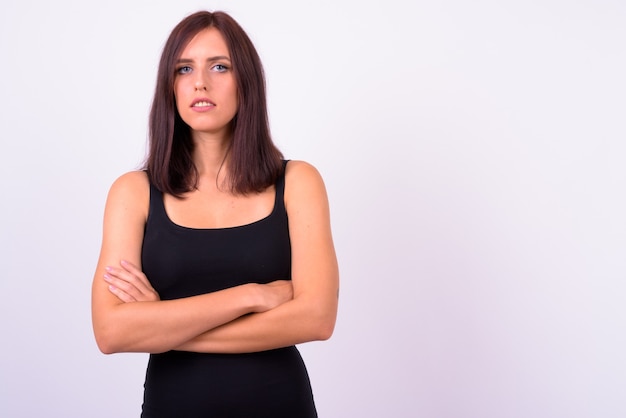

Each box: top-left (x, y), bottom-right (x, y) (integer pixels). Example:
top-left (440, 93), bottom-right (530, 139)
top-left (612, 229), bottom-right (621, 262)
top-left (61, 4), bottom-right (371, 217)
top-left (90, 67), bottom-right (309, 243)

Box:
top-left (189, 123), bottom-right (232, 136)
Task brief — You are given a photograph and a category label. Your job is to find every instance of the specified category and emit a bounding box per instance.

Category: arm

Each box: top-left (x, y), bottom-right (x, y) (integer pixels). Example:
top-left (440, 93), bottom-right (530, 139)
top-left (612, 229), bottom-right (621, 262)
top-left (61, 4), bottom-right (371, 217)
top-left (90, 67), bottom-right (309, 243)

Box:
top-left (175, 161), bottom-right (339, 353)
top-left (91, 171), bottom-right (291, 354)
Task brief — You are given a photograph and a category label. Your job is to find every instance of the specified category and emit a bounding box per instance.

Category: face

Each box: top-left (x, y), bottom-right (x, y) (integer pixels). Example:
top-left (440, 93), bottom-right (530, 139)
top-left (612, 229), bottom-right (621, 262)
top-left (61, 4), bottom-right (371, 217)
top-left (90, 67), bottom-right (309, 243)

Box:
top-left (174, 27), bottom-right (238, 138)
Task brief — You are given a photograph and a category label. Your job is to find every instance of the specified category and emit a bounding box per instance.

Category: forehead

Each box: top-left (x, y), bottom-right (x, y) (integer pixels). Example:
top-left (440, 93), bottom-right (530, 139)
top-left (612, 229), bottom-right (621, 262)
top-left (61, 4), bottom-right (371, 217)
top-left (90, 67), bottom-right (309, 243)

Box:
top-left (180, 27), bottom-right (230, 58)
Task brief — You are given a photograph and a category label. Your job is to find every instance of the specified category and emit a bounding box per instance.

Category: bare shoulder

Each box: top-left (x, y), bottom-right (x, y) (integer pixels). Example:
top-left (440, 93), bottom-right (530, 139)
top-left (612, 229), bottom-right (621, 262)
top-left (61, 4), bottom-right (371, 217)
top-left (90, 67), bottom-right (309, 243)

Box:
top-left (285, 160), bottom-right (326, 189)
top-left (105, 170), bottom-right (150, 219)
top-left (109, 170), bottom-right (149, 193)
top-left (284, 160), bottom-right (329, 211)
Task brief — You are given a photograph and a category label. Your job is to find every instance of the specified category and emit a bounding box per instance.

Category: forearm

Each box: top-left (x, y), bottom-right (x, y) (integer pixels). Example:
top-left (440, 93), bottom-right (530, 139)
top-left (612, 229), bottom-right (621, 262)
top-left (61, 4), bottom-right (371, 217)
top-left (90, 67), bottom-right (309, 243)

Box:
top-left (175, 295), bottom-right (337, 354)
top-left (94, 284), bottom-right (259, 354)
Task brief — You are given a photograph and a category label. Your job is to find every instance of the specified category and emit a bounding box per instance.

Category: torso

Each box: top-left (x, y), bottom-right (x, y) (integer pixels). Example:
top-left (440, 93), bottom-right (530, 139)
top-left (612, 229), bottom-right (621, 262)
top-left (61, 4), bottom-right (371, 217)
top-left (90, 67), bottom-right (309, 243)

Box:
top-left (139, 161), bottom-right (318, 417)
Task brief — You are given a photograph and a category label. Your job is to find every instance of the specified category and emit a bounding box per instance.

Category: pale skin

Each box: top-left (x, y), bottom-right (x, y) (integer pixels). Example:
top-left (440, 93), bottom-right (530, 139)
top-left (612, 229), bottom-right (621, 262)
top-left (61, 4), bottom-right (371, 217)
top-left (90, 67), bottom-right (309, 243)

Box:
top-left (91, 28), bottom-right (339, 355)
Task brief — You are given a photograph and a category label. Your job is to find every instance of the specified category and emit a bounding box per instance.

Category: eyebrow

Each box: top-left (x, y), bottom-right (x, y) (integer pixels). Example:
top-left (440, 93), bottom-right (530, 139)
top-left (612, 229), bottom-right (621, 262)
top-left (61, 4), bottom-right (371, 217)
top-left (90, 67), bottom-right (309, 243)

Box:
top-left (176, 56), bottom-right (231, 64)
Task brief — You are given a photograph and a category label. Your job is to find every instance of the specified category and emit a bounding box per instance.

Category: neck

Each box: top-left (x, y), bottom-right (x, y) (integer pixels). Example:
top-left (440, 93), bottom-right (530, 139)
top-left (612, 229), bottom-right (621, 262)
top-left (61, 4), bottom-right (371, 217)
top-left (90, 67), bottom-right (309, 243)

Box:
top-left (191, 129), bottom-right (232, 182)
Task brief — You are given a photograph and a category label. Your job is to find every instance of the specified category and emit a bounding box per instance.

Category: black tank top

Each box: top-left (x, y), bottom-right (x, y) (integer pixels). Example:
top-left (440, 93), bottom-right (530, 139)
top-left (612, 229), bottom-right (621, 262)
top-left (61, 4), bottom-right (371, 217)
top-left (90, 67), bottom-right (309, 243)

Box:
top-left (142, 169), bottom-right (291, 299)
top-left (140, 162), bottom-right (317, 417)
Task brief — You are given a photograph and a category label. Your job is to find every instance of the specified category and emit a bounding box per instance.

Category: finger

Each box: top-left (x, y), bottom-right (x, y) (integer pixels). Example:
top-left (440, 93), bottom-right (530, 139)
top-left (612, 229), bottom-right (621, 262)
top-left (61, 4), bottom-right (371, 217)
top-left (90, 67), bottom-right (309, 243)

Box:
top-left (103, 272), bottom-right (144, 301)
top-left (106, 283), bottom-right (136, 303)
top-left (106, 265), bottom-right (149, 292)
top-left (111, 262), bottom-right (160, 302)
top-left (120, 260), bottom-right (154, 290)
top-left (120, 259), bottom-right (142, 275)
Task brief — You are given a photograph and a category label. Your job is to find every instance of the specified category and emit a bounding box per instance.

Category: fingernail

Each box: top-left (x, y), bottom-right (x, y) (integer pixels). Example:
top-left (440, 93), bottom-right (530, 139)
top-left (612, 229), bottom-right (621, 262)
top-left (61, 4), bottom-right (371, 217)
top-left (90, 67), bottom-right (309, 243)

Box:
top-left (105, 266), bottom-right (112, 272)
top-left (103, 274), bottom-right (111, 282)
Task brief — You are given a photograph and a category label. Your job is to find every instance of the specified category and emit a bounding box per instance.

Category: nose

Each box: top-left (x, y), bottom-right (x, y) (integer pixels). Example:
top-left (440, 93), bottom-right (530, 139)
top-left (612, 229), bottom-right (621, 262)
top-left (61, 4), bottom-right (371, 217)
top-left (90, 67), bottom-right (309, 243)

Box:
top-left (194, 80), bottom-right (207, 91)
top-left (194, 71), bottom-right (208, 91)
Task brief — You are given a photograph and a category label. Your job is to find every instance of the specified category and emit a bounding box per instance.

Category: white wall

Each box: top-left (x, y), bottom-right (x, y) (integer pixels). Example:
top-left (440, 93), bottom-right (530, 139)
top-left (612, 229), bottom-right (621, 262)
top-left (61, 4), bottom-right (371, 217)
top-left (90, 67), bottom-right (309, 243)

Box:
top-left (1, 1), bottom-right (624, 417)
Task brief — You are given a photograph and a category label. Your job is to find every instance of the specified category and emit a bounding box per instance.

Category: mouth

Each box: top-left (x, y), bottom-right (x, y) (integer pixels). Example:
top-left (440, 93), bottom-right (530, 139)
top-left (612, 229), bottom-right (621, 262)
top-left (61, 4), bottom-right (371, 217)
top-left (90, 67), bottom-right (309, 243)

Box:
top-left (191, 99), bottom-right (216, 108)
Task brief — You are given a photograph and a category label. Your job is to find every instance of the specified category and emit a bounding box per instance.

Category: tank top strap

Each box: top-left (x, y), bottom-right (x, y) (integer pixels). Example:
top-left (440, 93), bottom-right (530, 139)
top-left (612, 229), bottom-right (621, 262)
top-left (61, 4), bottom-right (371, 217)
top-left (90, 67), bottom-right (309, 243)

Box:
top-left (274, 160), bottom-right (289, 215)
top-left (147, 181), bottom-right (168, 225)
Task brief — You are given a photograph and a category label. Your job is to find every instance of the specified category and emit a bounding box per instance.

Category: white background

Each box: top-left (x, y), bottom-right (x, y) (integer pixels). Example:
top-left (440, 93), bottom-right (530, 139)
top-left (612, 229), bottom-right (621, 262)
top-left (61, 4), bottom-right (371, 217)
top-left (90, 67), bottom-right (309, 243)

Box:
top-left (1, 0), bottom-right (625, 417)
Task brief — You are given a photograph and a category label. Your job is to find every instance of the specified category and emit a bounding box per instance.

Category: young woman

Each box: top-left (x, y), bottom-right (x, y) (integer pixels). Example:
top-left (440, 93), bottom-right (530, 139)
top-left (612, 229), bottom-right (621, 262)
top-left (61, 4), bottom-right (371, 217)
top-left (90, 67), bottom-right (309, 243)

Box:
top-left (91, 11), bottom-right (339, 417)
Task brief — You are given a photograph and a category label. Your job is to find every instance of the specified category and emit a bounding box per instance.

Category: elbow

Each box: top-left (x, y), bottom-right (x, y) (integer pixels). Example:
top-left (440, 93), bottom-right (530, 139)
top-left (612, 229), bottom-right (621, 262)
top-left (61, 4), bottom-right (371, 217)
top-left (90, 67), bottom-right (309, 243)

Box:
top-left (93, 322), bottom-right (128, 354)
top-left (92, 308), bottom-right (126, 354)
top-left (309, 308), bottom-right (336, 341)
top-left (302, 297), bottom-right (337, 342)
top-left (94, 329), bottom-right (121, 355)
top-left (316, 317), bottom-right (336, 341)
top-left (95, 339), bottom-right (115, 355)
top-left (98, 345), bottom-right (116, 356)
top-left (319, 309), bottom-right (337, 341)
top-left (94, 325), bottom-right (167, 355)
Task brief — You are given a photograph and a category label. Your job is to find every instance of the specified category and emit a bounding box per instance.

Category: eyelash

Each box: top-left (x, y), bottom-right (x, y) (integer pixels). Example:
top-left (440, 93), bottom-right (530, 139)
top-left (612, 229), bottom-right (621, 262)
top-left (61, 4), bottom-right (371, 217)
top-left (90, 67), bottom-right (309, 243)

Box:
top-left (212, 64), bottom-right (228, 72)
top-left (175, 64), bottom-right (229, 75)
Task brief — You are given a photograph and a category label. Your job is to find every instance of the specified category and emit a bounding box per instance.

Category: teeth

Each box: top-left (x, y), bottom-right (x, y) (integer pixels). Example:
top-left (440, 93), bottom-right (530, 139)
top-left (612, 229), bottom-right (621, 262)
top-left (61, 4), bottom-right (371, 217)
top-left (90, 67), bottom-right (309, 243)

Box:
top-left (193, 101), bottom-right (213, 107)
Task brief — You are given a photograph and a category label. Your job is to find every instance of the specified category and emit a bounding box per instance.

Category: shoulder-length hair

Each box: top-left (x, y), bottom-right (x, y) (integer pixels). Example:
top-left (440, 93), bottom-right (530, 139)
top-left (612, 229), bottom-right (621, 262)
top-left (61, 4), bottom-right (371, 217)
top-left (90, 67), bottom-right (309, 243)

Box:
top-left (145, 11), bottom-right (283, 196)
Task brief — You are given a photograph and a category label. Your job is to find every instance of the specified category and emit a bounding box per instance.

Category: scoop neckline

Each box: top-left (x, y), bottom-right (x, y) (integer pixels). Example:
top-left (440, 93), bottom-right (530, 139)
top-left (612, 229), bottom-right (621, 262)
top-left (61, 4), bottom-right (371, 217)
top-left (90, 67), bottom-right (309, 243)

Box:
top-left (158, 188), bottom-right (278, 232)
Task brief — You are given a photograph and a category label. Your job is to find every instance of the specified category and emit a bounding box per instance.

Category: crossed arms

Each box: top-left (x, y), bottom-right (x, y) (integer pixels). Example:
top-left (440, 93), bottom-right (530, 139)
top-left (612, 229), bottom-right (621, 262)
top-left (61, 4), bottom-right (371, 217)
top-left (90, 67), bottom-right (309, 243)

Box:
top-left (91, 161), bottom-right (339, 354)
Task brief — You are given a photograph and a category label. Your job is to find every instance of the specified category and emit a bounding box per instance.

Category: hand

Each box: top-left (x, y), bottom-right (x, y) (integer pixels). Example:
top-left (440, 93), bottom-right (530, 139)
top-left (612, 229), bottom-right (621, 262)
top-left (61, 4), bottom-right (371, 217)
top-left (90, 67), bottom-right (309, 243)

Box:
top-left (103, 260), bottom-right (160, 303)
top-left (255, 280), bottom-right (293, 312)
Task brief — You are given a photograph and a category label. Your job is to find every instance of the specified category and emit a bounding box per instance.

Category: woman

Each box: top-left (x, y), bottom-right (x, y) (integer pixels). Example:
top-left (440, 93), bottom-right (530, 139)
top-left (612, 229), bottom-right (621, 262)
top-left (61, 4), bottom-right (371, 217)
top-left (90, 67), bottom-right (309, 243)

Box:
top-left (91, 11), bottom-right (339, 417)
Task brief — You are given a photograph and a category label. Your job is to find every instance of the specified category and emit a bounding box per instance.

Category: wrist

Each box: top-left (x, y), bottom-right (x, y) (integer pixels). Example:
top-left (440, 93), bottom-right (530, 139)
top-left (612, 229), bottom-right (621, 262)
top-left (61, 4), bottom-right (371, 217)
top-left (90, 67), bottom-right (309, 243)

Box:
top-left (246, 283), bottom-right (266, 313)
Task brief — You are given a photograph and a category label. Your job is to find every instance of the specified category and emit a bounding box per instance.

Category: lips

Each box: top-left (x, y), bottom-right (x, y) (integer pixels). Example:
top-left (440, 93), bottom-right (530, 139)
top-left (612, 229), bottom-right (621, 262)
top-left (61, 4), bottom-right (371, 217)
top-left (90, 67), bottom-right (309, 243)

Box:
top-left (191, 98), bottom-right (216, 108)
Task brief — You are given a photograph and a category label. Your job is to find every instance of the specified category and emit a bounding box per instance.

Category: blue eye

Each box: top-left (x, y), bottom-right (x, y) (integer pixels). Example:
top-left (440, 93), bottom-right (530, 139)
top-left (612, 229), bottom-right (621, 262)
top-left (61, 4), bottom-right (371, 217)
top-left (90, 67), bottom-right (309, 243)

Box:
top-left (176, 66), bottom-right (192, 74)
top-left (212, 64), bottom-right (229, 72)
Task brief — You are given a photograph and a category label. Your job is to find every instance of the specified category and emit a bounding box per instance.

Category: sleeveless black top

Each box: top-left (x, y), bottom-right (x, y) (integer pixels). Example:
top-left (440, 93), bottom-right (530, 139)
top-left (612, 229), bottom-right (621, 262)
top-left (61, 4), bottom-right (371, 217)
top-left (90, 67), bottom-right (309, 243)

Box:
top-left (140, 163), bottom-right (317, 417)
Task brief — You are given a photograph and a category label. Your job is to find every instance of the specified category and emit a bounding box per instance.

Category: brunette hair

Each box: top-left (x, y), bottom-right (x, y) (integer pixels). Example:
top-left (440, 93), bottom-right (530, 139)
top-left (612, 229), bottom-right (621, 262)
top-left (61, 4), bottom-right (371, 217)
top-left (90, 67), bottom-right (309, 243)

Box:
top-left (145, 11), bottom-right (283, 195)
